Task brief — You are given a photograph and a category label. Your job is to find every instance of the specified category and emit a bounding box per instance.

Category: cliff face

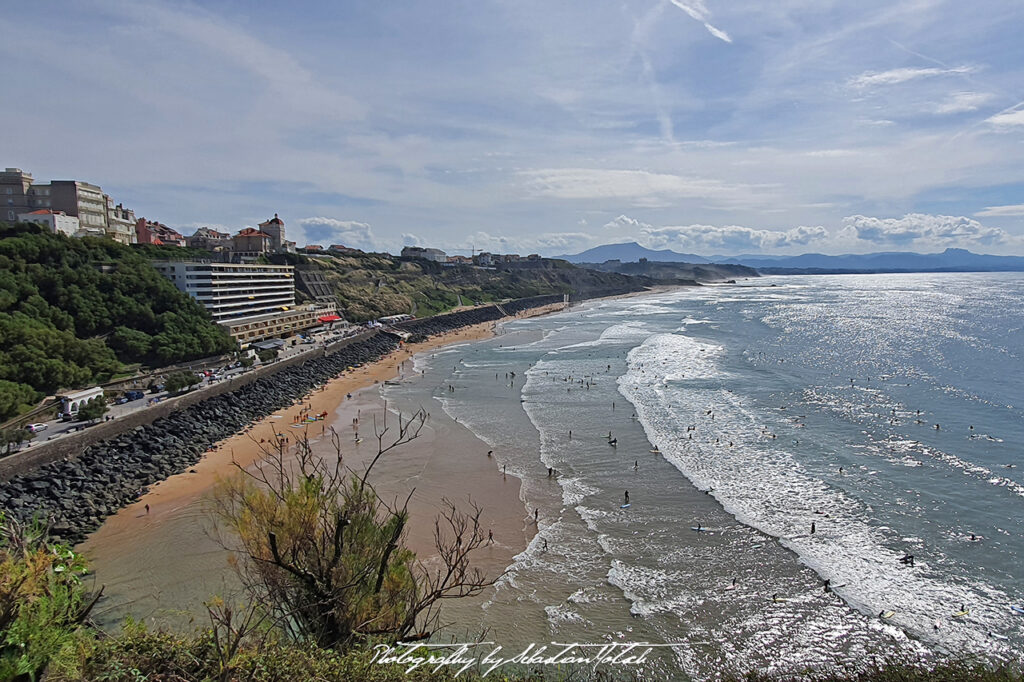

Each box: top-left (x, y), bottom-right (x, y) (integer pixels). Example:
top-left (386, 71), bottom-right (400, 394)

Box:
top-left (296, 253), bottom-right (655, 322)
top-left (578, 259), bottom-right (759, 281)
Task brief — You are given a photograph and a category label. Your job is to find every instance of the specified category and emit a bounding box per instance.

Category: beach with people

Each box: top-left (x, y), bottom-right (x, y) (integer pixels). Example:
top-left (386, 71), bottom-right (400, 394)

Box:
top-left (76, 276), bottom-right (1024, 677)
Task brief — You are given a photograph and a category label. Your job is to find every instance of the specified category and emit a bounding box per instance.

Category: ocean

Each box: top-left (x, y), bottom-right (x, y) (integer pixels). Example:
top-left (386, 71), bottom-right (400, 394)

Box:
top-left (381, 272), bottom-right (1024, 678)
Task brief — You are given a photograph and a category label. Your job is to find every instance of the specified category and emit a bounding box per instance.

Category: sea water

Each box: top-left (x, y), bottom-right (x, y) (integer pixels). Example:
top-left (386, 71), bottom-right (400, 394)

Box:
top-left (384, 273), bottom-right (1023, 678)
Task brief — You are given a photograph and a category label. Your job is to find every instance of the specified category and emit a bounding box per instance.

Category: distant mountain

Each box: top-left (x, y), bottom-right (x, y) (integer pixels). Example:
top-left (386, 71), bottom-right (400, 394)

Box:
top-left (557, 242), bottom-right (1024, 273)
top-left (557, 242), bottom-right (709, 264)
top-left (721, 248), bottom-right (1024, 272)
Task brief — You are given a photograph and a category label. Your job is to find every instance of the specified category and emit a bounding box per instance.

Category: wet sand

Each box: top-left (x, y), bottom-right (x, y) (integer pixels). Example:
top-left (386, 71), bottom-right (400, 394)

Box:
top-left (80, 306), bottom-right (563, 628)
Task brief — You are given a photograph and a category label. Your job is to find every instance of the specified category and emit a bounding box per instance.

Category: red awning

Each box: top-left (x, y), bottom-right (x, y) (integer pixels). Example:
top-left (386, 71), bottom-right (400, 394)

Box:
top-left (318, 315), bottom-right (342, 322)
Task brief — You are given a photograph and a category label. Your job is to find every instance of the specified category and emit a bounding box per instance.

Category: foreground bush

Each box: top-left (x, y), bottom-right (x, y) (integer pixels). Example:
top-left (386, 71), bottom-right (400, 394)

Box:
top-left (0, 515), bottom-right (97, 681)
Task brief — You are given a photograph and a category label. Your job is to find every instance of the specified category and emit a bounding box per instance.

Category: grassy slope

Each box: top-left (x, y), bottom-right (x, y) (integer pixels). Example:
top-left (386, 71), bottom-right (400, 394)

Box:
top-left (303, 253), bottom-right (653, 322)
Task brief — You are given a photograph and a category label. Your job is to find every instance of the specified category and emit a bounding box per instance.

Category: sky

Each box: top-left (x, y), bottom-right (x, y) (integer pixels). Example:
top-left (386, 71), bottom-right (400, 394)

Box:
top-left (4, 0), bottom-right (1024, 257)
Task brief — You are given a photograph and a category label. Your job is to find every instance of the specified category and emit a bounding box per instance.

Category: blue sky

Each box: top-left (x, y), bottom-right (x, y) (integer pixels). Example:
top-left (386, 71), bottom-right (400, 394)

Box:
top-left (4, 0), bottom-right (1024, 256)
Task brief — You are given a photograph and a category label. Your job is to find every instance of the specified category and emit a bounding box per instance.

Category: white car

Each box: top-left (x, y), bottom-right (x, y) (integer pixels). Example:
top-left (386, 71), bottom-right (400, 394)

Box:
top-left (27, 423), bottom-right (47, 433)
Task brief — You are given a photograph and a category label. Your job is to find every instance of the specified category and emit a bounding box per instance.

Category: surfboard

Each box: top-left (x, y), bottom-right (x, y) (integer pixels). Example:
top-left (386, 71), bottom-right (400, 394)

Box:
top-left (772, 596), bottom-right (790, 603)
top-left (620, 503), bottom-right (631, 509)
top-left (990, 632), bottom-right (1009, 641)
top-left (690, 526), bottom-right (706, 532)
top-left (1009, 605), bottom-right (1024, 615)
top-left (750, 543), bottom-right (764, 549)
top-left (880, 611), bottom-right (896, 620)
top-left (952, 609), bottom-right (969, 618)
top-left (724, 584), bottom-right (737, 591)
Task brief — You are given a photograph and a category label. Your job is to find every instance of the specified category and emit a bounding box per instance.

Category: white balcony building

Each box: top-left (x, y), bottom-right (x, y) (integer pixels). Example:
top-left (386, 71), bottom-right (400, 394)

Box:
top-left (152, 261), bottom-right (296, 323)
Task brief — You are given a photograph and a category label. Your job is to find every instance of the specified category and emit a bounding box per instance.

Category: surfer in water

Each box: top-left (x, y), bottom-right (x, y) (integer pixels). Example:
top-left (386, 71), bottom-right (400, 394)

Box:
top-left (811, 522), bottom-right (816, 535)
top-left (899, 554), bottom-right (915, 567)
top-left (609, 438), bottom-right (617, 446)
top-left (624, 490), bottom-right (630, 505)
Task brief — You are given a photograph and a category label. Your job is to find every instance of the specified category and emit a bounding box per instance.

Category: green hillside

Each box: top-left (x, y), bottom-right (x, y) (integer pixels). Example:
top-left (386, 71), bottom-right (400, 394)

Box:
top-left (291, 252), bottom-right (653, 321)
top-left (0, 222), bottom-right (236, 421)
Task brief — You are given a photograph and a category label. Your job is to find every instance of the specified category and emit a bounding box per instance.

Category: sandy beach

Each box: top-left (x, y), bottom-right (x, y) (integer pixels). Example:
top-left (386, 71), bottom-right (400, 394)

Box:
top-left (79, 303), bottom-right (564, 627)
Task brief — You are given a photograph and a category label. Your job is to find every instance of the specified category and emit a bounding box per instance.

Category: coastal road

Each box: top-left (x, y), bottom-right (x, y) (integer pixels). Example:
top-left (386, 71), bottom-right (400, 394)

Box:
top-left (11, 325), bottom-right (360, 452)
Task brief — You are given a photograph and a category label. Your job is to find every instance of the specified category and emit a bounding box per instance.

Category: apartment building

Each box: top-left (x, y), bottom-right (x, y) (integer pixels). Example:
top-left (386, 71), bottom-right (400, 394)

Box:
top-left (105, 197), bottom-right (136, 244)
top-left (42, 180), bottom-right (108, 235)
top-left (1, 168), bottom-right (35, 222)
top-left (152, 261), bottom-right (296, 323)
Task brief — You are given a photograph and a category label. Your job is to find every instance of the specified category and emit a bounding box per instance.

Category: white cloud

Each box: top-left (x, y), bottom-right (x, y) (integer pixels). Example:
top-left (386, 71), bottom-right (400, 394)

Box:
top-left (847, 66), bottom-right (974, 89)
top-left (840, 213), bottom-right (1010, 246)
top-left (933, 91), bottom-right (992, 114)
top-left (520, 168), bottom-right (768, 207)
top-left (603, 214), bottom-right (653, 231)
top-left (986, 109), bottom-right (1024, 127)
top-left (975, 204), bottom-right (1024, 217)
top-left (667, 0), bottom-right (732, 43)
top-left (297, 217), bottom-right (377, 250)
top-left (640, 223), bottom-right (829, 253)
top-left (449, 230), bottom-right (594, 255)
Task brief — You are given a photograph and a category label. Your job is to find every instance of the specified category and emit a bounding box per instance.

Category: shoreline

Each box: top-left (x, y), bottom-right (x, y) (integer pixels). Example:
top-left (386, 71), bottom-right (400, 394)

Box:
top-left (83, 301), bottom-right (567, 526)
top-left (78, 301), bottom-right (568, 626)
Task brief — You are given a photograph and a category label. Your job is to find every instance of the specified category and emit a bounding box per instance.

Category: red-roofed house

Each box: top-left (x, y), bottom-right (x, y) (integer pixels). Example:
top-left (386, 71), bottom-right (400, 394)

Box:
top-left (136, 218), bottom-right (185, 246)
top-left (231, 227), bottom-right (272, 262)
top-left (18, 209), bottom-right (80, 236)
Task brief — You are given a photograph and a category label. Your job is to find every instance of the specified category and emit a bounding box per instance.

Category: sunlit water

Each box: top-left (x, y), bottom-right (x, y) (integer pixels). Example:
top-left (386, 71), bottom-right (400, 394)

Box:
top-left (386, 273), bottom-right (1023, 678)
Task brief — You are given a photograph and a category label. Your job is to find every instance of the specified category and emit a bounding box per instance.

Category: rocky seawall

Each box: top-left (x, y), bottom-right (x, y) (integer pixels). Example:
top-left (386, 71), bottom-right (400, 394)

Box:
top-left (0, 293), bottom-right (582, 545)
top-left (0, 333), bottom-right (402, 545)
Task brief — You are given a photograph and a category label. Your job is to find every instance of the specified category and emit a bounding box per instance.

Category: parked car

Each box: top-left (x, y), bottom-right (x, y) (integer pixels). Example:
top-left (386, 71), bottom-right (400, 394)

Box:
top-left (26, 423), bottom-right (47, 433)
top-left (125, 390), bottom-right (145, 401)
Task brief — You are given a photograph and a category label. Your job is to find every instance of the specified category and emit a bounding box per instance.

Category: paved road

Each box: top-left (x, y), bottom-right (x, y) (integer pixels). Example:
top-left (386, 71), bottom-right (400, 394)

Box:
top-left (11, 324), bottom-right (363, 452)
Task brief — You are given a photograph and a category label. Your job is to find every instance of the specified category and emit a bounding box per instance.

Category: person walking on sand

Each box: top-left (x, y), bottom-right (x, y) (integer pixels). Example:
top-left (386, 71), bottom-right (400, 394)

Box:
top-left (145, 504), bottom-right (150, 515)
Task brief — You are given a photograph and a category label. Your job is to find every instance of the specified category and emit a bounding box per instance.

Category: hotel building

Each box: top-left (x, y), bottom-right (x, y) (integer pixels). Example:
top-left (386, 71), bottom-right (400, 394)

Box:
top-left (152, 260), bottom-right (338, 343)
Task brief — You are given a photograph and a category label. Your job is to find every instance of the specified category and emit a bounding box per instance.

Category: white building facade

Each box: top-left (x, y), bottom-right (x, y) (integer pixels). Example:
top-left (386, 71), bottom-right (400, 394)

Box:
top-left (17, 209), bottom-right (80, 236)
top-left (152, 261), bottom-right (296, 323)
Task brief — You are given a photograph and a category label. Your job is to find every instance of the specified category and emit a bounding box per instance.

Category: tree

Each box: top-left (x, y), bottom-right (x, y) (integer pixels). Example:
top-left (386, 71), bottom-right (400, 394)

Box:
top-left (1, 427), bottom-right (32, 455)
top-left (76, 396), bottom-right (108, 422)
top-left (164, 370), bottom-right (201, 394)
top-left (212, 407), bottom-right (494, 650)
top-left (0, 379), bottom-right (40, 423)
top-left (256, 348), bottom-right (278, 363)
